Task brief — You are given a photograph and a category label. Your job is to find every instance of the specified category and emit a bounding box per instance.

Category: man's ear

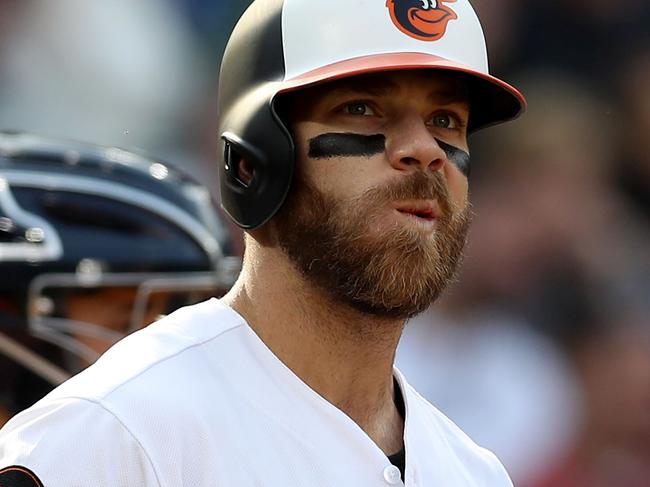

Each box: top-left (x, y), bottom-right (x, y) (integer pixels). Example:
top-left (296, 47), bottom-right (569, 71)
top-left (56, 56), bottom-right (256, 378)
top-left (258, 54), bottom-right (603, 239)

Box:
top-left (237, 158), bottom-right (255, 187)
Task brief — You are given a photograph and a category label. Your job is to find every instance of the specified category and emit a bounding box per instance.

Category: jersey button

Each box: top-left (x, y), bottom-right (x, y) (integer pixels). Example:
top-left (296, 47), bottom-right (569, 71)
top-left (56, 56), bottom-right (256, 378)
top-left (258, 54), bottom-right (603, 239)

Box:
top-left (383, 465), bottom-right (402, 485)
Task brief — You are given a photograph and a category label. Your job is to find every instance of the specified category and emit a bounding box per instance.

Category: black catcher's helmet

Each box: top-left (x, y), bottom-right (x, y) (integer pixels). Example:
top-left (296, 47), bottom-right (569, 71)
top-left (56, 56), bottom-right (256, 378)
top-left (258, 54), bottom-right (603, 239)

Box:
top-left (0, 132), bottom-right (239, 385)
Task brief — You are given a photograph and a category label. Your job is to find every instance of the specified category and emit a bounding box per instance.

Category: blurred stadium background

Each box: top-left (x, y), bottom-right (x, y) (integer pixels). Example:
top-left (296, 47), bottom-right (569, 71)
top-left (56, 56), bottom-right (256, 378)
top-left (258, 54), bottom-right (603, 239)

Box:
top-left (0, 1), bottom-right (648, 485)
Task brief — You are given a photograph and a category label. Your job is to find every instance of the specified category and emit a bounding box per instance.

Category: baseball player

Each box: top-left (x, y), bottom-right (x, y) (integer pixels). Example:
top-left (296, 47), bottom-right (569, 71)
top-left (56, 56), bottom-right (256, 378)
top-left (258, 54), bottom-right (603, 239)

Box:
top-left (0, 0), bottom-right (525, 486)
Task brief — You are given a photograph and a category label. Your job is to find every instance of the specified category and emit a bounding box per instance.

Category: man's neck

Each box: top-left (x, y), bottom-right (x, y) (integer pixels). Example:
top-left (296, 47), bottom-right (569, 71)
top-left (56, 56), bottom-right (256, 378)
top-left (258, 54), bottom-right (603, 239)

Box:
top-left (223, 242), bottom-right (405, 454)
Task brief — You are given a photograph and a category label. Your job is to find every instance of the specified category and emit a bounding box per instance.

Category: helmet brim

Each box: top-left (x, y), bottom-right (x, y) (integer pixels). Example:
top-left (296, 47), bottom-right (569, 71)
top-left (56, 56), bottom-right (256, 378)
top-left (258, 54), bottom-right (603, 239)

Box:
top-left (278, 52), bottom-right (526, 132)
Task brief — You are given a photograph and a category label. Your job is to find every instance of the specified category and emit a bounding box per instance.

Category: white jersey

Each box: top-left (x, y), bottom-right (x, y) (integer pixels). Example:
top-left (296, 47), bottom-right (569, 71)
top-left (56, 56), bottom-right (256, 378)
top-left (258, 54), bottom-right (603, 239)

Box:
top-left (0, 299), bottom-right (512, 486)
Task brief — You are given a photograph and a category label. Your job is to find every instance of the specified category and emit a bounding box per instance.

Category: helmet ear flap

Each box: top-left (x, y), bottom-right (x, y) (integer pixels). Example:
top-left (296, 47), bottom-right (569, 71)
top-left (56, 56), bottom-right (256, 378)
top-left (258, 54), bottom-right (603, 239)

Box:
top-left (218, 91), bottom-right (295, 229)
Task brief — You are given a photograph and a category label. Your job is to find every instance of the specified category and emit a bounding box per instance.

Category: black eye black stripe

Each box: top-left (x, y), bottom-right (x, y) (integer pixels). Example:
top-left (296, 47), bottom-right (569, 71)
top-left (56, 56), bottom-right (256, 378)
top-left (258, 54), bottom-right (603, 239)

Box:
top-left (434, 138), bottom-right (471, 177)
top-left (307, 132), bottom-right (470, 176)
top-left (308, 133), bottom-right (386, 158)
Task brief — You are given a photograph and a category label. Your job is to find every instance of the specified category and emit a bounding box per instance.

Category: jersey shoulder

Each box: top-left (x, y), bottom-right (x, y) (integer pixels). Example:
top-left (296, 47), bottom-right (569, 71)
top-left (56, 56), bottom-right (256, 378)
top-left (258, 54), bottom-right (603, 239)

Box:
top-left (0, 299), bottom-right (245, 486)
top-left (0, 397), bottom-right (159, 486)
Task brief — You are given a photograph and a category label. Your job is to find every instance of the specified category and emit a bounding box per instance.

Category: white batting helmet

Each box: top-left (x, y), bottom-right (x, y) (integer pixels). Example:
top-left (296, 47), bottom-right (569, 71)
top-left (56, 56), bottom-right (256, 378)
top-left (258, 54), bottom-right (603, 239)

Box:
top-left (217, 0), bottom-right (526, 228)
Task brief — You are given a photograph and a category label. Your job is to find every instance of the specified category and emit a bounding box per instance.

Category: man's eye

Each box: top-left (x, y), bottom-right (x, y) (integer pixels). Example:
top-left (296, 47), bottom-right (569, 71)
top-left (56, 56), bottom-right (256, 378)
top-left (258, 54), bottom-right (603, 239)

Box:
top-left (344, 102), bottom-right (375, 116)
top-left (431, 114), bottom-right (456, 129)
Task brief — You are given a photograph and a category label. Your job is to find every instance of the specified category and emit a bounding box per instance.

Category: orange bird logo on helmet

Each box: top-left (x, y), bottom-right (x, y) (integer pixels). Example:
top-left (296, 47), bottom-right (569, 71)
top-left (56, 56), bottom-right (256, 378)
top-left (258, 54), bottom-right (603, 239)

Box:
top-left (386, 0), bottom-right (458, 41)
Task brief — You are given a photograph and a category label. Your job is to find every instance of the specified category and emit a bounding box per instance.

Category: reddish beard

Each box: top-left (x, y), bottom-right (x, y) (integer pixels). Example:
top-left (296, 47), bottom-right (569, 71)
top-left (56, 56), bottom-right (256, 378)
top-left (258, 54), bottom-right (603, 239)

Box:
top-left (272, 170), bottom-right (472, 319)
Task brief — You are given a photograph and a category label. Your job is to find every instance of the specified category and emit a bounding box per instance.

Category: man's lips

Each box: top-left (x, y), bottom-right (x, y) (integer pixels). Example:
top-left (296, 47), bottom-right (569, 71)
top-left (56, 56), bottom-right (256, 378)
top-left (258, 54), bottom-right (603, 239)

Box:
top-left (393, 200), bottom-right (441, 220)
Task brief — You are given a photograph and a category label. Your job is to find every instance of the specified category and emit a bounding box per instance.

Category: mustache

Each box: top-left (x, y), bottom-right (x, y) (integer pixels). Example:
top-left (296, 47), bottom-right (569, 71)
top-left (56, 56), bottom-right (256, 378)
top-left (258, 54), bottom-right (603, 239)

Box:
top-left (359, 170), bottom-right (452, 216)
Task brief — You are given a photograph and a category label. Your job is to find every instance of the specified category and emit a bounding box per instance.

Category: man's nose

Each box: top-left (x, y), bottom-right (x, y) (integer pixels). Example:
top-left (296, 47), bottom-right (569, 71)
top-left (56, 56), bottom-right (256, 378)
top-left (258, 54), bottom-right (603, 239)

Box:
top-left (385, 114), bottom-right (447, 173)
top-left (386, 114), bottom-right (447, 172)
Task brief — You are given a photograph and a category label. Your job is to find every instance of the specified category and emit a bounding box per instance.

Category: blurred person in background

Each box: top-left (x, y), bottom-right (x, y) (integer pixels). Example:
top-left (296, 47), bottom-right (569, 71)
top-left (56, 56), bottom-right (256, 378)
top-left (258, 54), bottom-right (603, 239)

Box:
top-left (0, 132), bottom-right (238, 427)
top-left (457, 72), bottom-right (648, 326)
